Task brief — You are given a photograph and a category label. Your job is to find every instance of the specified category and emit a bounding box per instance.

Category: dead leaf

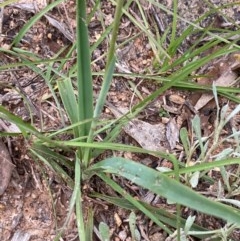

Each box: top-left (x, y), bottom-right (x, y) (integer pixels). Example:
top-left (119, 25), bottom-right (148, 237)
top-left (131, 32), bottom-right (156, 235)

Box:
top-left (166, 118), bottom-right (179, 150)
top-left (106, 105), bottom-right (167, 152)
top-left (124, 119), bottom-right (166, 152)
top-left (168, 94), bottom-right (185, 105)
top-left (0, 139), bottom-right (15, 195)
top-left (45, 15), bottom-right (74, 42)
top-left (195, 55), bottom-right (239, 111)
top-left (11, 230), bottom-right (31, 241)
top-left (114, 213), bottom-right (122, 227)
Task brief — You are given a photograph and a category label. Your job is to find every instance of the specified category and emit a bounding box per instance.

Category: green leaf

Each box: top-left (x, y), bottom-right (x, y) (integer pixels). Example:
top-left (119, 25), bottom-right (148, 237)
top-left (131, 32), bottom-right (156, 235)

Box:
top-left (76, 0), bottom-right (93, 138)
top-left (99, 222), bottom-right (110, 241)
top-left (0, 105), bottom-right (38, 136)
top-left (180, 127), bottom-right (190, 155)
top-left (184, 216), bottom-right (196, 235)
top-left (58, 78), bottom-right (78, 124)
top-left (129, 212), bottom-right (140, 241)
top-left (189, 171), bottom-right (200, 188)
top-left (87, 157), bottom-right (240, 225)
top-left (85, 209), bottom-right (94, 241)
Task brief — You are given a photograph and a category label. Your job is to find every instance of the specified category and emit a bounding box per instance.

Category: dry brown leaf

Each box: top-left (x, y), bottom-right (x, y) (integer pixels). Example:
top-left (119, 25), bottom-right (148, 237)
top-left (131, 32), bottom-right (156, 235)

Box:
top-left (124, 119), bottom-right (166, 152)
top-left (166, 118), bottom-right (179, 150)
top-left (0, 139), bottom-right (15, 195)
top-left (195, 54), bottom-right (239, 111)
top-left (114, 213), bottom-right (122, 227)
top-left (168, 94), bottom-right (185, 105)
top-left (195, 70), bottom-right (237, 110)
top-left (45, 15), bottom-right (74, 42)
top-left (107, 105), bottom-right (167, 152)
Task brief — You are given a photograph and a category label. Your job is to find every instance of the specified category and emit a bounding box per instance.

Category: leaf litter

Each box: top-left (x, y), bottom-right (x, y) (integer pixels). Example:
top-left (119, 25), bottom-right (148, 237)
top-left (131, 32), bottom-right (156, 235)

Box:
top-left (195, 53), bottom-right (240, 111)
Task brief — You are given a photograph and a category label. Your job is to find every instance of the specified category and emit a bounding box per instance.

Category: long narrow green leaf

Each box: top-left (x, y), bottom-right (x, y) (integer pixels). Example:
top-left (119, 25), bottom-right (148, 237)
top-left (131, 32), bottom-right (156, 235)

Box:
top-left (76, 0), bottom-right (93, 138)
top-left (166, 158), bottom-right (240, 175)
top-left (82, 56), bottom-right (117, 166)
top-left (0, 105), bottom-right (38, 136)
top-left (58, 78), bottom-right (78, 124)
top-left (94, 56), bottom-right (116, 118)
top-left (54, 154), bottom-right (82, 241)
top-left (45, 140), bottom-right (174, 161)
top-left (0, 56), bottom-right (70, 71)
top-left (87, 157), bottom-right (240, 225)
top-left (85, 209), bottom-right (94, 241)
top-left (75, 155), bottom-right (86, 241)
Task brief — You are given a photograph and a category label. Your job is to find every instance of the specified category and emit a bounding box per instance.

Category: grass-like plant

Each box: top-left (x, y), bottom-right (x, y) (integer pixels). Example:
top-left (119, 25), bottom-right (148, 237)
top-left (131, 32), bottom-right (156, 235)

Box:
top-left (1, 0), bottom-right (240, 240)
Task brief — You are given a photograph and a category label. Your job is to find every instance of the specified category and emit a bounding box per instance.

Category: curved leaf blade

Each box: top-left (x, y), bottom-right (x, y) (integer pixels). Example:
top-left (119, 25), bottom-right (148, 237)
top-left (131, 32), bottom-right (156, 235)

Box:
top-left (87, 157), bottom-right (240, 225)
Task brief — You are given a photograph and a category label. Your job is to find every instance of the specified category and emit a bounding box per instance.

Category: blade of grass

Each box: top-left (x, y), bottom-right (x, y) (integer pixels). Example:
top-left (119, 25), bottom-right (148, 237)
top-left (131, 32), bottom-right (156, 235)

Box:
top-left (87, 157), bottom-right (240, 225)
top-left (53, 155), bottom-right (82, 241)
top-left (167, 0), bottom-right (178, 55)
top-left (99, 222), bottom-right (110, 241)
top-left (85, 208), bottom-right (94, 241)
top-left (76, 0), bottom-right (93, 138)
top-left (93, 0), bottom-right (124, 117)
top-left (0, 105), bottom-right (38, 136)
top-left (45, 139), bottom-right (174, 162)
top-left (31, 144), bottom-right (74, 170)
top-left (75, 155), bottom-right (86, 240)
top-left (58, 78), bottom-right (79, 136)
top-left (0, 55), bottom-right (70, 71)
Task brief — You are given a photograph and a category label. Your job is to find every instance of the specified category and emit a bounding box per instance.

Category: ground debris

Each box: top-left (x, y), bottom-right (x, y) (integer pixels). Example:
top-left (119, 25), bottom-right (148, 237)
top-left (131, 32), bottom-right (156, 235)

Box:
top-left (107, 105), bottom-right (167, 152)
top-left (0, 139), bottom-right (15, 196)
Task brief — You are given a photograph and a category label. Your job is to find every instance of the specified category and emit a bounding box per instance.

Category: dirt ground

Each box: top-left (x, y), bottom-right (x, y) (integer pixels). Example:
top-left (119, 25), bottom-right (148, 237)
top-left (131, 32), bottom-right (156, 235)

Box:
top-left (0, 0), bottom-right (240, 240)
